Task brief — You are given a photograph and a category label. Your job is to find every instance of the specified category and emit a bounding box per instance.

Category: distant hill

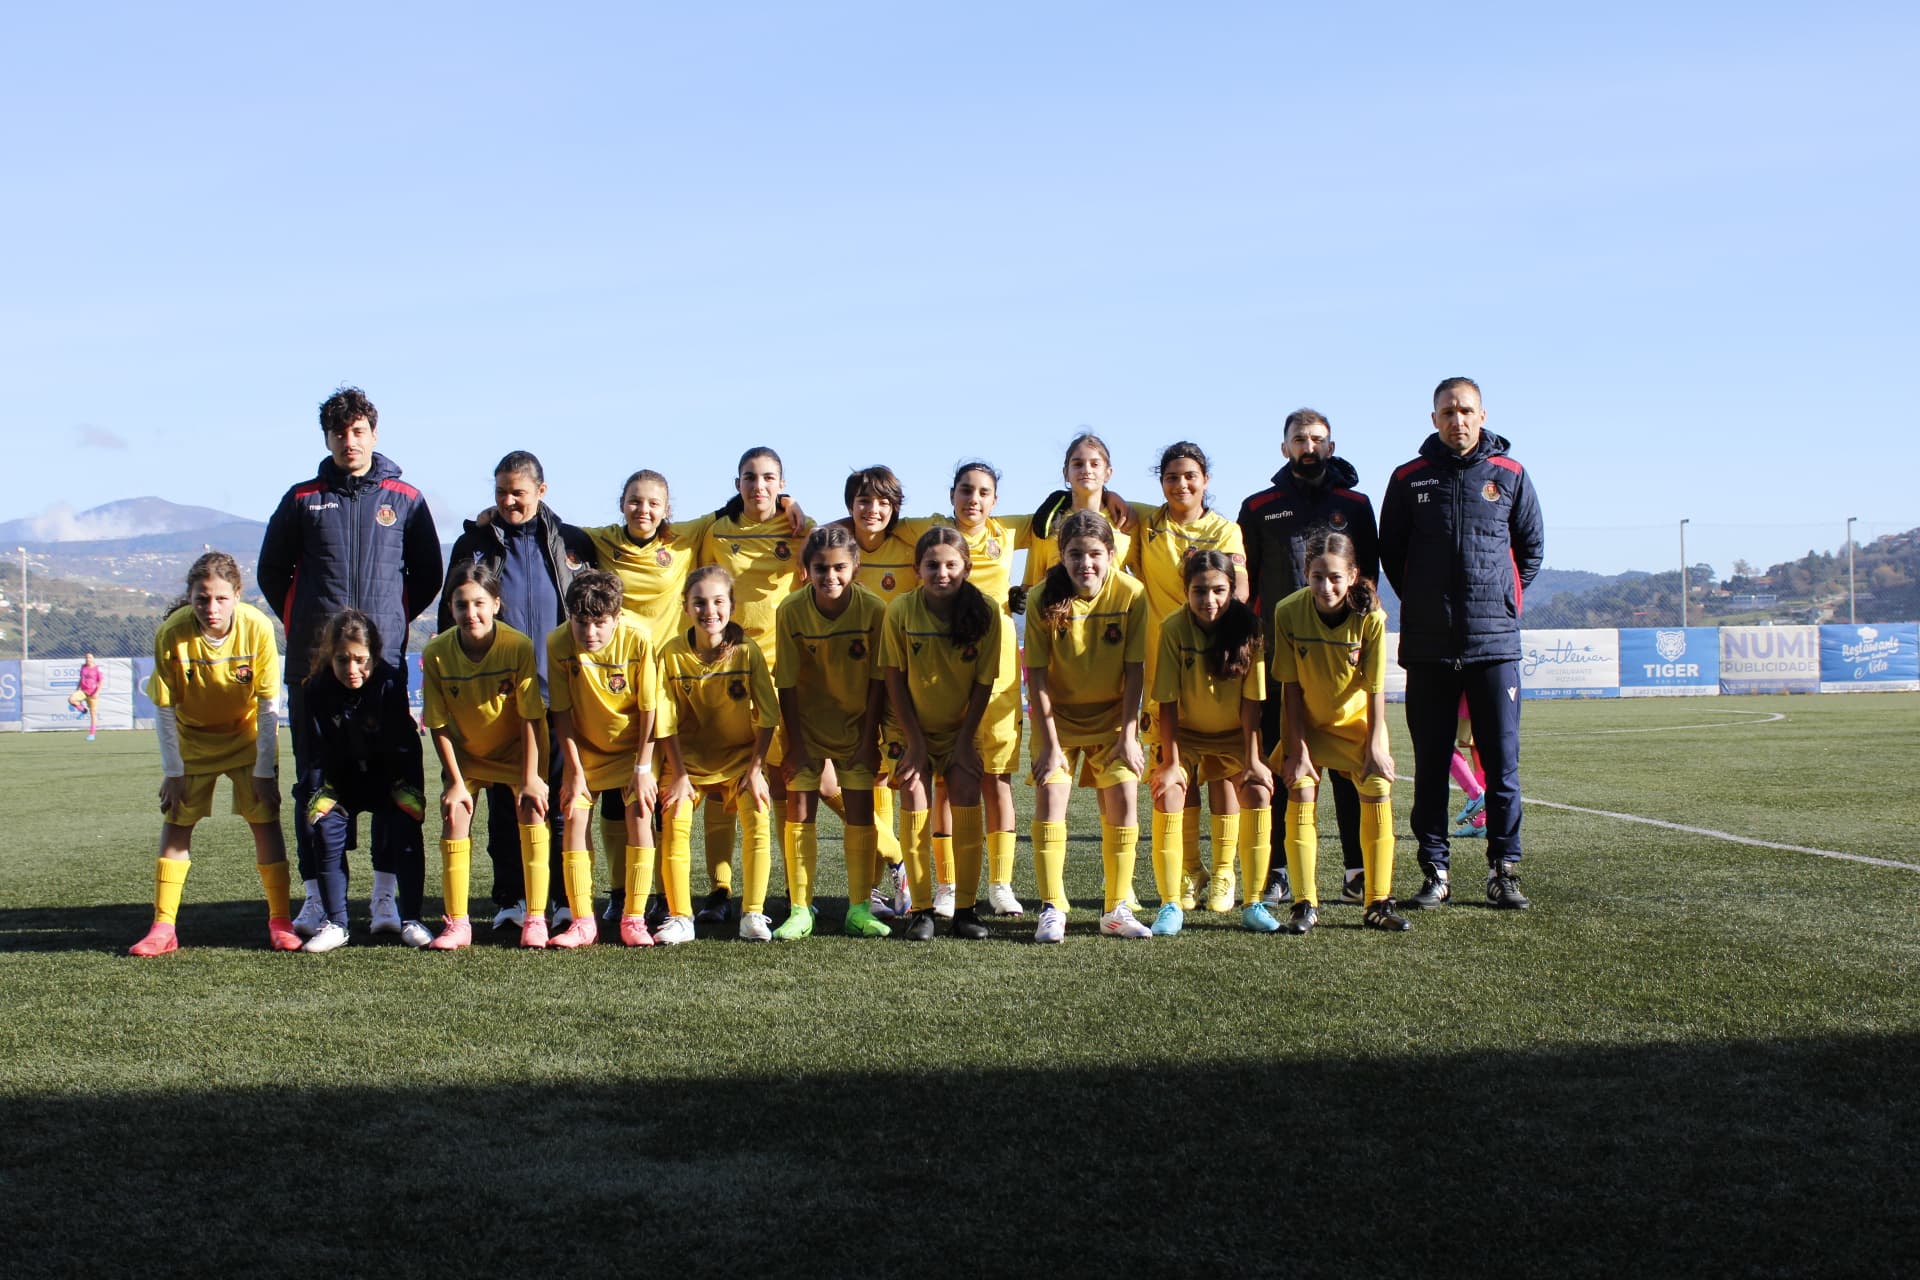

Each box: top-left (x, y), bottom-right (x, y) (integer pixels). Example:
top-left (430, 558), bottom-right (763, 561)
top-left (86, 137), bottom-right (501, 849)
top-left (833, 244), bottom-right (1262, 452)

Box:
top-left (0, 497), bottom-right (254, 545)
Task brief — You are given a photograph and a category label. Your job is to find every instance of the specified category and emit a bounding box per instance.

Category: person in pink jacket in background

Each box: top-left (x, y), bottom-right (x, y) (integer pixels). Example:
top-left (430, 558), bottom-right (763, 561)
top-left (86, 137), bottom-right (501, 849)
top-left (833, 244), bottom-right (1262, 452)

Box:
top-left (69, 653), bottom-right (104, 740)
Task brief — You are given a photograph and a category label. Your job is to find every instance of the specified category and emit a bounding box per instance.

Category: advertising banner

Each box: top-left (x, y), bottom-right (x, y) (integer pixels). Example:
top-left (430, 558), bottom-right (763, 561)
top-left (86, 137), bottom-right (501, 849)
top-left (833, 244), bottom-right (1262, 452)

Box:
top-left (1819, 623), bottom-right (1920, 692)
top-left (1618, 628), bottom-right (1721, 697)
top-left (133, 657), bottom-right (158, 726)
top-left (1518, 629), bottom-right (1619, 698)
top-left (0, 660), bottom-right (19, 730)
top-left (1719, 625), bottom-right (1819, 694)
top-left (22, 658), bottom-right (136, 731)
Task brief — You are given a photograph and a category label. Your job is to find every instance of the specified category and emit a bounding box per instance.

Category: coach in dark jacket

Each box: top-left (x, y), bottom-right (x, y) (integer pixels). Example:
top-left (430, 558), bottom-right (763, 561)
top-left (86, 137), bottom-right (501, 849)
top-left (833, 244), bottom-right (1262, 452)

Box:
top-left (1237, 408), bottom-right (1379, 902)
top-left (438, 450), bottom-right (596, 920)
top-left (259, 387), bottom-right (442, 919)
top-left (1378, 377), bottom-right (1543, 910)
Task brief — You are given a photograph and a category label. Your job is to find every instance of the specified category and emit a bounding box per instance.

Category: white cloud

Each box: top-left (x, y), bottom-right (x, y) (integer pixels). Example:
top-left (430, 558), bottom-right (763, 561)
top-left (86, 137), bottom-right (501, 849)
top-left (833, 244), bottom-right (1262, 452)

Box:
top-left (75, 424), bottom-right (128, 450)
top-left (27, 504), bottom-right (146, 542)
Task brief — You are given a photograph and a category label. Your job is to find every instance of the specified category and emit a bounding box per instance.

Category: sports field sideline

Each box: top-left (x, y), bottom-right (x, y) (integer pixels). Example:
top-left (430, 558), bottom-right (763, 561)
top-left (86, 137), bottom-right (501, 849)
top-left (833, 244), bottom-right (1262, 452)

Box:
top-left (2, 693), bottom-right (1914, 1276)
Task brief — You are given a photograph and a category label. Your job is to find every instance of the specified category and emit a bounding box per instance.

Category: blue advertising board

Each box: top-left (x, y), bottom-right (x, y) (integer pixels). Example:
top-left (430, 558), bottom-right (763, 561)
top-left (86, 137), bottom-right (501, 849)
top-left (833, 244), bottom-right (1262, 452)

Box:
top-left (1618, 628), bottom-right (1720, 697)
top-left (133, 657), bottom-right (158, 721)
top-left (1719, 625), bottom-right (1820, 694)
top-left (1819, 623), bottom-right (1920, 692)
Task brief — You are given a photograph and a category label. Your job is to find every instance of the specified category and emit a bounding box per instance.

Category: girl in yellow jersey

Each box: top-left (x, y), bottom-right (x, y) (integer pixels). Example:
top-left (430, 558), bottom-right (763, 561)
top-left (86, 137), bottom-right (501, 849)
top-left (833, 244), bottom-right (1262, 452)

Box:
top-left (586, 468), bottom-right (806, 920)
top-left (656, 566), bottom-right (781, 943)
top-left (1020, 433), bottom-right (1140, 591)
top-left (1024, 509), bottom-right (1151, 943)
top-left (421, 563), bottom-right (552, 950)
top-left (1146, 551), bottom-right (1276, 937)
top-left (776, 526), bottom-right (890, 939)
top-left (884, 527), bottom-right (1001, 941)
top-left (937, 461), bottom-right (1029, 917)
top-left (694, 448), bottom-right (814, 924)
top-left (130, 553), bottom-right (299, 957)
top-left (1129, 442), bottom-right (1250, 913)
top-left (1271, 530), bottom-right (1410, 934)
top-left (548, 570), bottom-right (660, 949)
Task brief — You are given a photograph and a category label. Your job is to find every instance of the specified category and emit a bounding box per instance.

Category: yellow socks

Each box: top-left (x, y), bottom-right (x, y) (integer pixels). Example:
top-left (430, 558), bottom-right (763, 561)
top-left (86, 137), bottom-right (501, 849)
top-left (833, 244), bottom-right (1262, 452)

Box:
top-left (1100, 823), bottom-right (1140, 912)
top-left (901, 807), bottom-right (934, 909)
top-left (1285, 789), bottom-right (1318, 907)
top-left (1032, 819), bottom-right (1068, 908)
top-left (1182, 803), bottom-right (1204, 877)
top-left (520, 823), bottom-right (552, 914)
top-left (739, 799), bottom-right (772, 916)
top-left (987, 829), bottom-right (1017, 886)
top-left (1238, 807), bottom-right (1272, 907)
top-left (601, 818), bottom-right (627, 894)
top-left (440, 838), bottom-right (471, 918)
top-left (845, 823), bottom-right (879, 901)
top-left (1210, 812), bottom-right (1241, 876)
top-left (933, 832), bottom-right (954, 885)
top-left (951, 805), bottom-right (984, 909)
top-left (783, 821), bottom-right (817, 909)
top-left (562, 849), bottom-right (594, 920)
top-left (153, 857), bottom-right (190, 924)
top-left (1362, 801), bottom-right (1396, 904)
top-left (255, 860), bottom-right (290, 919)
top-left (663, 801), bottom-right (695, 917)
top-left (703, 801), bottom-right (735, 894)
top-left (623, 845), bottom-right (654, 916)
top-left (1151, 808), bottom-right (1185, 904)
top-left (873, 784), bottom-right (902, 863)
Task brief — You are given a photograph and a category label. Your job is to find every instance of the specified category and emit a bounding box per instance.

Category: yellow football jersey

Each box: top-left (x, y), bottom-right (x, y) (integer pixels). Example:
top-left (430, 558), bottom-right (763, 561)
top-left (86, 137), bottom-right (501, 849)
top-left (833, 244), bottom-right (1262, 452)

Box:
top-left (1023, 569), bottom-right (1148, 744)
top-left (657, 633), bottom-right (779, 787)
top-left (1021, 506), bottom-right (1135, 590)
top-left (852, 519), bottom-right (933, 604)
top-left (1130, 503), bottom-right (1246, 624)
top-left (148, 603), bottom-right (281, 774)
top-left (421, 622), bottom-right (546, 785)
top-left (882, 589), bottom-right (1001, 738)
top-left (1270, 589), bottom-right (1387, 750)
top-left (775, 584), bottom-right (887, 761)
top-left (586, 512), bottom-right (715, 643)
top-left (698, 512), bottom-right (813, 669)
top-left (547, 615), bottom-right (659, 780)
top-left (932, 513), bottom-right (1029, 612)
top-left (1151, 607), bottom-right (1266, 738)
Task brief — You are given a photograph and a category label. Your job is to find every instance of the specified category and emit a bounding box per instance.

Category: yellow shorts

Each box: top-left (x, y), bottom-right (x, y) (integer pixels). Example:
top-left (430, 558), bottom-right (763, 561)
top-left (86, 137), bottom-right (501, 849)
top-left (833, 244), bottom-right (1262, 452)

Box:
top-left (789, 755), bottom-right (878, 792)
top-left (1163, 728), bottom-right (1249, 786)
top-left (667, 776), bottom-right (769, 816)
top-left (167, 767), bottom-right (277, 826)
top-left (1034, 737), bottom-right (1139, 790)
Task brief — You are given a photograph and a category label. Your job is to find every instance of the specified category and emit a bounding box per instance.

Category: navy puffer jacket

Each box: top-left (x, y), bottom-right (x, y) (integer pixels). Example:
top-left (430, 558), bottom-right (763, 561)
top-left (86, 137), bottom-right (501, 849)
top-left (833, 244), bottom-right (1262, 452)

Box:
top-left (1378, 431), bottom-right (1544, 666)
top-left (259, 454), bottom-right (443, 678)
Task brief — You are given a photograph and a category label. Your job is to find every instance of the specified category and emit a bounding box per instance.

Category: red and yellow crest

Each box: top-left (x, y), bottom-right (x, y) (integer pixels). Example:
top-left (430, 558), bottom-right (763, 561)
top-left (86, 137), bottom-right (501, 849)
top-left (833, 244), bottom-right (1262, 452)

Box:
top-left (376, 505), bottom-right (398, 527)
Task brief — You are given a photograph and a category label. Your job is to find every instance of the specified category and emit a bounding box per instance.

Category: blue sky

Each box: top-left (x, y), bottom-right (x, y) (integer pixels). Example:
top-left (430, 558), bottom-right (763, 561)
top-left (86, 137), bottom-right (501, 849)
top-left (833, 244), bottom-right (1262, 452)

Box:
top-left (4, 2), bottom-right (1914, 577)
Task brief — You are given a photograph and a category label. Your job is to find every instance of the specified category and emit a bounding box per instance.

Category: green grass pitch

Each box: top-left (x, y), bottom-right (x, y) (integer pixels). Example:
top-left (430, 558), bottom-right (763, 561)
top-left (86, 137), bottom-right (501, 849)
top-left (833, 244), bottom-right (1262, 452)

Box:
top-left (2, 695), bottom-right (1915, 1276)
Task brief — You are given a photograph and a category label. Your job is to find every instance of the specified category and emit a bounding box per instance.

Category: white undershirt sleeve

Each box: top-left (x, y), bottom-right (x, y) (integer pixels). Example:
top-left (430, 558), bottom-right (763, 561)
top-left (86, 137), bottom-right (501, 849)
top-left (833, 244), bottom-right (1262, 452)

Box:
top-left (155, 707), bottom-right (185, 777)
top-left (254, 699), bottom-right (279, 777)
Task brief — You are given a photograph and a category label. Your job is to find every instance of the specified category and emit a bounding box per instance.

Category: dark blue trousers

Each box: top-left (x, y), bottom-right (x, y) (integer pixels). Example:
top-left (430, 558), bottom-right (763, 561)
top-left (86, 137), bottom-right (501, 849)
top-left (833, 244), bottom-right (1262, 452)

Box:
top-left (1404, 660), bottom-right (1523, 871)
top-left (310, 798), bottom-right (425, 925)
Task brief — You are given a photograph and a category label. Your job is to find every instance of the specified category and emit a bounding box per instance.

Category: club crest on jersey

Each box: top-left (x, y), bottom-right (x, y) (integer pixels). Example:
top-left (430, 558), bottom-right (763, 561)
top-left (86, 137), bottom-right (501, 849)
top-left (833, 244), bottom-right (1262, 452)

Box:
top-left (376, 505), bottom-right (397, 527)
top-left (498, 678), bottom-right (513, 696)
top-left (961, 643), bottom-right (978, 661)
top-left (233, 663), bottom-right (253, 685)
top-left (774, 541), bottom-right (792, 561)
top-left (1328, 512), bottom-right (1347, 530)
top-left (848, 639), bottom-right (867, 661)
top-left (655, 547), bottom-right (673, 567)
top-left (881, 572), bottom-right (896, 592)
top-left (986, 538), bottom-right (1001, 558)
top-left (608, 672), bottom-right (627, 694)
top-left (1482, 482), bottom-right (1501, 502)
top-left (565, 552), bottom-right (582, 570)
top-left (887, 741), bottom-right (903, 760)
top-left (1347, 647), bottom-right (1362, 667)
top-left (727, 678), bottom-right (747, 700)
top-left (1103, 623), bottom-right (1123, 644)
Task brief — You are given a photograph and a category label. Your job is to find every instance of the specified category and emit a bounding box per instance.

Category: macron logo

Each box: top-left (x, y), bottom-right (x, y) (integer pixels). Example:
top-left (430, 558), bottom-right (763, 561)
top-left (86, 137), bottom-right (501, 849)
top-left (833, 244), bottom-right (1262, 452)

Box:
top-left (1507, 687), bottom-right (1517, 701)
top-left (1263, 510), bottom-right (1295, 521)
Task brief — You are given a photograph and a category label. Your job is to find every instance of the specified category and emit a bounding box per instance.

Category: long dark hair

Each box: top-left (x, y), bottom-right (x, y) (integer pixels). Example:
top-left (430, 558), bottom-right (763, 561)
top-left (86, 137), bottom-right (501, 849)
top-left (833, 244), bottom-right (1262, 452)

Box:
top-left (1037, 509), bottom-right (1116, 630)
top-left (308, 609), bottom-right (382, 686)
top-left (718, 447), bottom-right (783, 521)
top-left (913, 527), bottom-right (992, 646)
top-left (1304, 528), bottom-right (1377, 617)
top-left (1156, 440), bottom-right (1213, 513)
top-left (1182, 551), bottom-right (1258, 678)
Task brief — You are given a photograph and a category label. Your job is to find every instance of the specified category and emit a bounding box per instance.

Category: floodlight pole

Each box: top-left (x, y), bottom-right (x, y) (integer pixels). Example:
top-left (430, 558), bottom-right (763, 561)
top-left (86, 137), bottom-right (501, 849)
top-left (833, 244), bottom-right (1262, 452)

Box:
top-left (1678, 519), bottom-right (1689, 627)
top-left (16, 546), bottom-right (24, 663)
top-left (1847, 517), bottom-right (1858, 624)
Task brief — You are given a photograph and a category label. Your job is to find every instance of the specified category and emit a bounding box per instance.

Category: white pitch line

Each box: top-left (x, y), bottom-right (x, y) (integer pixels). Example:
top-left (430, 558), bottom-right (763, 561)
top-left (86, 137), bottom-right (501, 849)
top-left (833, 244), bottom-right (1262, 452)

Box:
top-left (1525, 798), bottom-right (1920, 872)
top-left (1525, 711), bottom-right (1787, 737)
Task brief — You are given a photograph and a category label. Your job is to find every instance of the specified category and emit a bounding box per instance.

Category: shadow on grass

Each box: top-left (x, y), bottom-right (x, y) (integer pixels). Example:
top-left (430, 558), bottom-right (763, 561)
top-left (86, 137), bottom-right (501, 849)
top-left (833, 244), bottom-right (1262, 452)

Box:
top-left (4, 1035), bottom-right (1913, 1277)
